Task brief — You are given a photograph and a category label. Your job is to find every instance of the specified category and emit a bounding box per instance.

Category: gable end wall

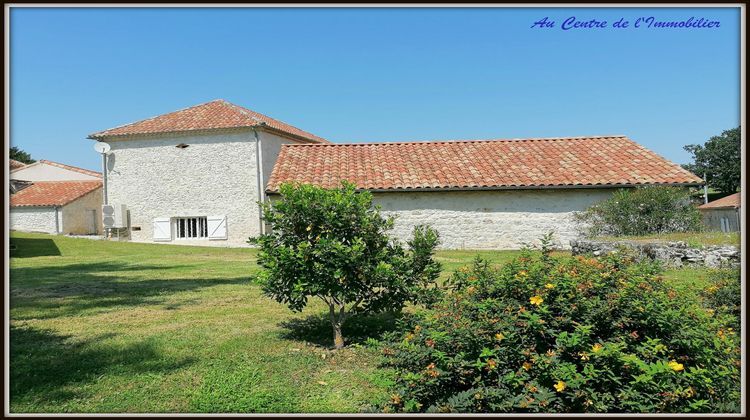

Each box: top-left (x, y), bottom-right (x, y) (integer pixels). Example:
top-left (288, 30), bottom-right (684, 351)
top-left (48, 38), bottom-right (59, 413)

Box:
top-left (103, 130), bottom-right (261, 246)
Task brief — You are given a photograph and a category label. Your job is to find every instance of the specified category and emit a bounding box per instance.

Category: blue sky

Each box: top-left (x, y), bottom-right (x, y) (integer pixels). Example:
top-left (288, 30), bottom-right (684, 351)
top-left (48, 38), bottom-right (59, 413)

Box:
top-left (10, 7), bottom-right (740, 171)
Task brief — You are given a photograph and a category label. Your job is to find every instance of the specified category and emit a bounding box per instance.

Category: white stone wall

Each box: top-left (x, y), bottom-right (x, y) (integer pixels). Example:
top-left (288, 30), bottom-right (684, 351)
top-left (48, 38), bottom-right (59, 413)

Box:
top-left (10, 207), bottom-right (59, 234)
top-left (61, 188), bottom-right (103, 235)
top-left (103, 129), bottom-right (261, 247)
top-left (259, 131), bottom-right (297, 195)
top-left (372, 189), bottom-right (615, 250)
top-left (10, 163), bottom-right (100, 181)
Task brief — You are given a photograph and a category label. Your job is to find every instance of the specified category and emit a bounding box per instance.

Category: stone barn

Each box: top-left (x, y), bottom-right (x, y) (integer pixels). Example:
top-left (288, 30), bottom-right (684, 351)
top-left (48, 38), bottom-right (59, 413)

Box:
top-left (87, 99), bottom-right (703, 249)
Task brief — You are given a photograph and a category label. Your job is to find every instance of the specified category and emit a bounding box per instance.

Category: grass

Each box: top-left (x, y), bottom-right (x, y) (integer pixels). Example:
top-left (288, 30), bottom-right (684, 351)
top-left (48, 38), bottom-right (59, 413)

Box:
top-left (9, 232), bottom-right (718, 413)
top-left (595, 231), bottom-right (740, 248)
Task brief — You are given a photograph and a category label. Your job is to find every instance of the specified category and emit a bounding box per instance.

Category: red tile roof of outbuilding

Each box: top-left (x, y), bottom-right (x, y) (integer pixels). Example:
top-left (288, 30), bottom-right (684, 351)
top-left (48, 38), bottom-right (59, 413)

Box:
top-left (267, 136), bottom-right (703, 192)
top-left (10, 159), bottom-right (26, 170)
top-left (10, 181), bottom-right (102, 207)
top-left (10, 159), bottom-right (102, 178)
top-left (698, 192), bottom-right (741, 209)
top-left (88, 99), bottom-right (328, 144)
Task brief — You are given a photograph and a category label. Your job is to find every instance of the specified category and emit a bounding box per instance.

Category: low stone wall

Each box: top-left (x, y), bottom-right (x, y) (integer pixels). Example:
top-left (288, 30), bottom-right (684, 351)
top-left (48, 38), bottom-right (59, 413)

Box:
top-left (570, 239), bottom-right (740, 269)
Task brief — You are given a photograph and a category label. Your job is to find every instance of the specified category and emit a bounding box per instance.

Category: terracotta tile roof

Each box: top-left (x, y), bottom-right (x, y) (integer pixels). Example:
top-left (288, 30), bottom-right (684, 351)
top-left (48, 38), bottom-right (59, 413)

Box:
top-left (10, 159), bottom-right (102, 178)
top-left (10, 159), bottom-right (27, 170)
top-left (267, 136), bottom-right (703, 193)
top-left (43, 160), bottom-right (102, 178)
top-left (699, 192), bottom-right (741, 209)
top-left (88, 99), bottom-right (328, 144)
top-left (10, 180), bottom-right (102, 207)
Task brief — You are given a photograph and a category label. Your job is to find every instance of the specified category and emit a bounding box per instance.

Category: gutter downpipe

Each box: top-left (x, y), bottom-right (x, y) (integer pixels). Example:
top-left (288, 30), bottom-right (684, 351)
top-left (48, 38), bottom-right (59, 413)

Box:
top-left (703, 173), bottom-right (709, 204)
top-left (253, 128), bottom-right (265, 235)
top-left (102, 150), bottom-right (109, 239)
top-left (54, 206), bottom-right (60, 234)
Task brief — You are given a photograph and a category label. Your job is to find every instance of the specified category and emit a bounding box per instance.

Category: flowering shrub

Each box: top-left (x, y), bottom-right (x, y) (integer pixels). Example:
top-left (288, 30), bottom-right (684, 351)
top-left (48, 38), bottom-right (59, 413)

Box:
top-left (574, 186), bottom-right (703, 236)
top-left (380, 248), bottom-right (740, 413)
top-left (702, 267), bottom-right (741, 329)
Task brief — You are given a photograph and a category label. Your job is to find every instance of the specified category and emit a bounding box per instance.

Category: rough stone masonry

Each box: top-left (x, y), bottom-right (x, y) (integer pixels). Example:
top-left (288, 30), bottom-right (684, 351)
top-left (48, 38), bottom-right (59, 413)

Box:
top-left (570, 239), bottom-right (740, 269)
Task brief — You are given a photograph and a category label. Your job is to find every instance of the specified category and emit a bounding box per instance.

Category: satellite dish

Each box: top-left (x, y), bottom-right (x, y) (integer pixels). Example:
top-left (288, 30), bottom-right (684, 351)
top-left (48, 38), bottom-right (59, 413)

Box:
top-left (94, 142), bottom-right (111, 154)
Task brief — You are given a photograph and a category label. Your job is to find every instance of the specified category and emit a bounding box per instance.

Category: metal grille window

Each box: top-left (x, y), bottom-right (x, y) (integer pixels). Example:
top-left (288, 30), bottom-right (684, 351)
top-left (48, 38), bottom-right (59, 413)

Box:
top-left (175, 217), bottom-right (208, 239)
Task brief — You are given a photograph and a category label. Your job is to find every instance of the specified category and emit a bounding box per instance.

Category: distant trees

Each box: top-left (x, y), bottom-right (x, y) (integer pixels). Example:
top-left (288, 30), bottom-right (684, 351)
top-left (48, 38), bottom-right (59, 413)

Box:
top-left (682, 127), bottom-right (741, 194)
top-left (10, 146), bottom-right (35, 164)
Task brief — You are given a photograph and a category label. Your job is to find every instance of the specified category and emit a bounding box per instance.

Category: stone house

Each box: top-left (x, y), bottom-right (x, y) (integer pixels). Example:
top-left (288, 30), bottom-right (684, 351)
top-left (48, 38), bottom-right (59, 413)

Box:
top-left (698, 192), bottom-right (741, 232)
top-left (10, 180), bottom-right (103, 235)
top-left (87, 99), bottom-right (703, 249)
top-left (10, 160), bottom-right (104, 235)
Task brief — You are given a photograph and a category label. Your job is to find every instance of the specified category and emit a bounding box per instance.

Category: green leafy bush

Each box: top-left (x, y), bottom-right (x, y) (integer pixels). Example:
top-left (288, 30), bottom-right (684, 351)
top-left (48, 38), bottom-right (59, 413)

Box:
top-left (575, 186), bottom-right (703, 236)
top-left (251, 182), bottom-right (441, 349)
top-left (380, 247), bottom-right (740, 413)
top-left (702, 268), bottom-right (741, 329)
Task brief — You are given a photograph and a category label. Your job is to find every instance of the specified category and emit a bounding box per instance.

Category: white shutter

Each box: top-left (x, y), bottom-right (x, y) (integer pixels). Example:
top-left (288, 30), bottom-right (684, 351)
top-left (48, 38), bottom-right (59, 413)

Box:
top-left (207, 215), bottom-right (227, 240)
top-left (153, 218), bottom-right (172, 241)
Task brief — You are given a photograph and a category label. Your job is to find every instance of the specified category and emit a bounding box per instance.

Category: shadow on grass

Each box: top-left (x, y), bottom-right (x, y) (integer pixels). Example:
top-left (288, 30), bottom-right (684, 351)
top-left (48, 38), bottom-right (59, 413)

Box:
top-left (9, 324), bottom-right (195, 408)
top-left (9, 237), bottom-right (61, 258)
top-left (10, 261), bottom-right (252, 320)
top-left (279, 311), bottom-right (401, 348)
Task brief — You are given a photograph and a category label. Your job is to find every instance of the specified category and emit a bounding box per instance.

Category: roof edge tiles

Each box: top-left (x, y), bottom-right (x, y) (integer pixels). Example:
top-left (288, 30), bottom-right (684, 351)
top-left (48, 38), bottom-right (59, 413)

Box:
top-left (10, 180), bottom-right (103, 207)
top-left (266, 135), bottom-right (703, 193)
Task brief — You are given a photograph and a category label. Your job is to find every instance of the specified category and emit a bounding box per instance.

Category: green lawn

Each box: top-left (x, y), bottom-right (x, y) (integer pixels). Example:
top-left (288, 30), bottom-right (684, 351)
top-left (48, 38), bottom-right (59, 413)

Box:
top-left (9, 232), bottom-right (716, 413)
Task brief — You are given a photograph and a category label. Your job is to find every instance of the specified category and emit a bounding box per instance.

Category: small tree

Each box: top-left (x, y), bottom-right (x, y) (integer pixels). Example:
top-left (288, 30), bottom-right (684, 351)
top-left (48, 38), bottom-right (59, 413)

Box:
top-left (10, 146), bottom-right (35, 164)
top-left (251, 182), bottom-right (441, 349)
top-left (683, 127), bottom-right (741, 194)
top-left (574, 186), bottom-right (703, 237)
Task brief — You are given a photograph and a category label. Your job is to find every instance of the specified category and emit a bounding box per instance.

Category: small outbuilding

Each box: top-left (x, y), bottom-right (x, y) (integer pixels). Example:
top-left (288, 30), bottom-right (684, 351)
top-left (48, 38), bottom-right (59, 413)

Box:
top-left (10, 180), bottom-right (104, 235)
top-left (698, 192), bottom-right (741, 232)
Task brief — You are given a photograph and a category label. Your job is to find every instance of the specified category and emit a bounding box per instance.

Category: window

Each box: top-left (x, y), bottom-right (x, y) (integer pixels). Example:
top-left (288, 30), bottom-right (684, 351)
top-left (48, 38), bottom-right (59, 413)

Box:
top-left (175, 217), bottom-right (208, 239)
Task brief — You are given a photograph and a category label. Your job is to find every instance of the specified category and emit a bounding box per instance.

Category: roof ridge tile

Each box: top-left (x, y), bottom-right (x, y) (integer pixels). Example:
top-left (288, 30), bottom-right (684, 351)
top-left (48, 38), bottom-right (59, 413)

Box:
top-left (281, 135), bottom-right (629, 147)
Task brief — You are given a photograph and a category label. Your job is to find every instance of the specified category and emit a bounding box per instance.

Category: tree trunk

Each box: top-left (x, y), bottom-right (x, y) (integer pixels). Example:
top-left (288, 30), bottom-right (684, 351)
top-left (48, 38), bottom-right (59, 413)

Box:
top-left (332, 319), bottom-right (344, 349)
top-left (329, 304), bottom-right (345, 349)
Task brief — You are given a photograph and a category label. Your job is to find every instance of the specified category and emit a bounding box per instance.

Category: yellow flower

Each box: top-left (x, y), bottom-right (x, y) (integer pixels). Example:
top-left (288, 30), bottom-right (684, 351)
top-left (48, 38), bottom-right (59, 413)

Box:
top-left (591, 343), bottom-right (603, 353)
top-left (546, 349), bottom-right (556, 357)
top-left (668, 360), bottom-right (684, 372)
top-left (529, 295), bottom-right (544, 306)
top-left (495, 333), bottom-right (505, 341)
top-left (545, 283), bottom-right (555, 289)
top-left (522, 361), bottom-right (532, 371)
top-left (554, 380), bottom-right (566, 392)
top-left (579, 352), bottom-right (590, 361)
top-left (306, 225), bottom-right (312, 232)
top-left (518, 270), bottom-right (528, 277)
